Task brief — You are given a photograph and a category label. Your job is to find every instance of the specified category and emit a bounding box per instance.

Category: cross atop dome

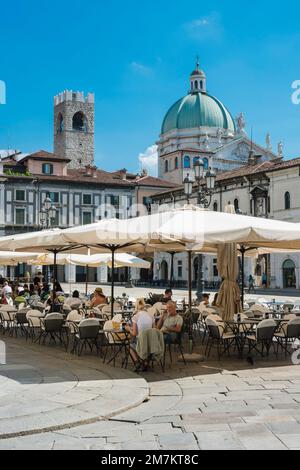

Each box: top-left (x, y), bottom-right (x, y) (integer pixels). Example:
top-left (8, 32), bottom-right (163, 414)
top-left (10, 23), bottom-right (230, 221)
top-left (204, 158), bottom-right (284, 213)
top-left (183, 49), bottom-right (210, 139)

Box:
top-left (190, 57), bottom-right (206, 93)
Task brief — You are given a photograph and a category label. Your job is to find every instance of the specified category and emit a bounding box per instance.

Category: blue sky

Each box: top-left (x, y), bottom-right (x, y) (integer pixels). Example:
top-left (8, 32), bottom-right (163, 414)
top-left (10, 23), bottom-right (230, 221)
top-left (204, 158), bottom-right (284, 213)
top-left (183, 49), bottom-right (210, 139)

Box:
top-left (1, 0), bottom-right (300, 175)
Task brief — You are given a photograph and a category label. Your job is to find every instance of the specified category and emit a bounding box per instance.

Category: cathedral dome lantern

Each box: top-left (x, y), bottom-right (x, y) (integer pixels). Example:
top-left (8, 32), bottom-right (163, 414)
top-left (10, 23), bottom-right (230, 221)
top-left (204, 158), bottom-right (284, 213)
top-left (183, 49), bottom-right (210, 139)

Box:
top-left (190, 57), bottom-right (206, 93)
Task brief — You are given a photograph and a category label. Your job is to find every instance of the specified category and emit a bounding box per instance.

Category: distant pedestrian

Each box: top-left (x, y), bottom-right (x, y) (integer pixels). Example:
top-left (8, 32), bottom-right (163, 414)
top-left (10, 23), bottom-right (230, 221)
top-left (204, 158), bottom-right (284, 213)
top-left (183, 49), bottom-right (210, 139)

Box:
top-left (262, 272), bottom-right (267, 288)
top-left (248, 275), bottom-right (255, 293)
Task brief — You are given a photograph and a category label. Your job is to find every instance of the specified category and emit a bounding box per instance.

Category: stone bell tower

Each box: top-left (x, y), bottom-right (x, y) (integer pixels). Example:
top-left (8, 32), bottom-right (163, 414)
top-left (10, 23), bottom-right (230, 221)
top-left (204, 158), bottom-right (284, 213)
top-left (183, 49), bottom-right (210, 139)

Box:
top-left (54, 90), bottom-right (94, 169)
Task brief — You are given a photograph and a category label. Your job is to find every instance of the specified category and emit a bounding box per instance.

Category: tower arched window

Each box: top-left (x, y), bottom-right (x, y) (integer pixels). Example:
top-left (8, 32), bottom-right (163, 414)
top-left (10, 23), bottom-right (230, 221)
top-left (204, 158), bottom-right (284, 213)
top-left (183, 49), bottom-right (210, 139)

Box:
top-left (193, 156), bottom-right (200, 167)
top-left (203, 157), bottom-right (209, 170)
top-left (200, 80), bottom-right (203, 90)
top-left (184, 156), bottom-right (190, 169)
top-left (234, 198), bottom-right (239, 212)
top-left (165, 160), bottom-right (168, 173)
top-left (285, 192), bottom-right (291, 210)
top-left (175, 157), bottom-right (179, 169)
top-left (213, 202), bottom-right (218, 212)
top-left (72, 112), bottom-right (87, 132)
top-left (57, 113), bottom-right (64, 133)
top-left (194, 81), bottom-right (198, 89)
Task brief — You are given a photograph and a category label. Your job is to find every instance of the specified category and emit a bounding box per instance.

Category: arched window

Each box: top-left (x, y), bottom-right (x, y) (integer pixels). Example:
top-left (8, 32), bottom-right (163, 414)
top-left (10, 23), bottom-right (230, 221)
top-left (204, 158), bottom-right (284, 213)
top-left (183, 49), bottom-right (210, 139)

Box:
top-left (282, 259), bottom-right (296, 288)
top-left (184, 156), bottom-right (190, 168)
top-left (194, 81), bottom-right (198, 89)
top-left (200, 80), bottom-right (203, 90)
top-left (193, 156), bottom-right (200, 167)
top-left (285, 191), bottom-right (291, 210)
top-left (234, 198), bottom-right (239, 212)
top-left (72, 112), bottom-right (87, 132)
top-left (213, 202), bottom-right (218, 212)
top-left (165, 160), bottom-right (168, 173)
top-left (175, 157), bottom-right (179, 169)
top-left (203, 157), bottom-right (209, 170)
top-left (57, 113), bottom-right (64, 133)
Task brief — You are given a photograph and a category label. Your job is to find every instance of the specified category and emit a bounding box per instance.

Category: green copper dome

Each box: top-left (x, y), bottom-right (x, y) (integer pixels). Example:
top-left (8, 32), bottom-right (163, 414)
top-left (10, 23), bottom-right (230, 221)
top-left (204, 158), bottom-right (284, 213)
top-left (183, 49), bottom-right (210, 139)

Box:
top-left (161, 92), bottom-right (235, 134)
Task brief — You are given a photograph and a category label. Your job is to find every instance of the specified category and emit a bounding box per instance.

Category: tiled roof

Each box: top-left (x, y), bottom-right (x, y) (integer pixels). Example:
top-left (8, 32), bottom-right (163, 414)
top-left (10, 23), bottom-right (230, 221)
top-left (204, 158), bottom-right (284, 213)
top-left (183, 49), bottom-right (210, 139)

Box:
top-left (150, 157), bottom-right (300, 198)
top-left (20, 150), bottom-right (70, 162)
top-left (135, 175), bottom-right (177, 188)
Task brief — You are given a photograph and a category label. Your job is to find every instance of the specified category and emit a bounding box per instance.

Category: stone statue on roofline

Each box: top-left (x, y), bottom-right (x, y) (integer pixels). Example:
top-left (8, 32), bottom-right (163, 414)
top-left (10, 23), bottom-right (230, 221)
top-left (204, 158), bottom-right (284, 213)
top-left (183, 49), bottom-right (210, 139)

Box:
top-left (266, 132), bottom-right (272, 150)
top-left (236, 112), bottom-right (246, 134)
top-left (216, 128), bottom-right (223, 145)
top-left (278, 141), bottom-right (283, 158)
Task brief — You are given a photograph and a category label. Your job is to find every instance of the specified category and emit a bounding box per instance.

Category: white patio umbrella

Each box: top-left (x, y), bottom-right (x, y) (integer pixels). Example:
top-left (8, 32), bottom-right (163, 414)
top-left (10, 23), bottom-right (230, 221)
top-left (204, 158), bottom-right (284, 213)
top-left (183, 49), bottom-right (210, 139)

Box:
top-left (0, 251), bottom-right (41, 265)
top-left (0, 251), bottom-right (41, 281)
top-left (1, 205), bottom-right (300, 314)
top-left (31, 252), bottom-right (151, 295)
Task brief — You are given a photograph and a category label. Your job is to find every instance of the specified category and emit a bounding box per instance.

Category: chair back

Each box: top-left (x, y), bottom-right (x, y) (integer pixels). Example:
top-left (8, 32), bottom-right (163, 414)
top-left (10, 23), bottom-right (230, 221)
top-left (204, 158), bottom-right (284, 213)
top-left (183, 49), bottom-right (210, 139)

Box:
top-left (67, 309), bottom-right (83, 322)
top-left (78, 318), bottom-right (100, 339)
top-left (250, 303), bottom-right (268, 315)
top-left (205, 316), bottom-right (223, 339)
top-left (44, 313), bottom-right (64, 332)
top-left (256, 319), bottom-right (276, 341)
top-left (15, 311), bottom-right (28, 325)
top-left (287, 317), bottom-right (300, 339)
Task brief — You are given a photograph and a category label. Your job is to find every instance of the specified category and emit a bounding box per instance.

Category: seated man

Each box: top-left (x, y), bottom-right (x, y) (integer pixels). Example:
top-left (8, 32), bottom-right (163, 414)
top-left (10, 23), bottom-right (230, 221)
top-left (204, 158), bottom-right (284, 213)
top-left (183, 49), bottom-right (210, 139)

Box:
top-left (90, 287), bottom-right (107, 308)
top-left (156, 301), bottom-right (183, 343)
top-left (162, 288), bottom-right (173, 303)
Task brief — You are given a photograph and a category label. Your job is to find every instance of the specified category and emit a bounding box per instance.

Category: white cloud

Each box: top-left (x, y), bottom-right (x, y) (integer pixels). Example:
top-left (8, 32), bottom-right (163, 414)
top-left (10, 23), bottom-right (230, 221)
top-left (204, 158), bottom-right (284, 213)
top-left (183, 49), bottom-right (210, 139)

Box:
top-left (138, 145), bottom-right (158, 175)
top-left (183, 12), bottom-right (223, 42)
top-left (130, 61), bottom-right (153, 76)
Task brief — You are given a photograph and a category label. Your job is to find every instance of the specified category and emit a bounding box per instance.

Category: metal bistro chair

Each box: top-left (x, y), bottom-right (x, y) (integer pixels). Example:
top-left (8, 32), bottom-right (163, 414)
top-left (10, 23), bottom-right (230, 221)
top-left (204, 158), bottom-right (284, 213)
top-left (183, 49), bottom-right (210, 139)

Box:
top-left (275, 317), bottom-right (300, 356)
top-left (26, 309), bottom-right (45, 342)
top-left (71, 319), bottom-right (100, 356)
top-left (205, 316), bottom-right (236, 359)
top-left (37, 313), bottom-right (67, 350)
top-left (246, 319), bottom-right (277, 358)
top-left (0, 308), bottom-right (15, 336)
top-left (13, 309), bottom-right (30, 338)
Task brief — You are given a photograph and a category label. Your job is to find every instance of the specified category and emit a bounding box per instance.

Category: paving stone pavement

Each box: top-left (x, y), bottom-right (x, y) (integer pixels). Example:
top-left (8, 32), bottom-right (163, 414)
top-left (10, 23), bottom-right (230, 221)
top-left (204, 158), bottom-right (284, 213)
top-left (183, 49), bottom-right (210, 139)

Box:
top-left (0, 335), bottom-right (300, 449)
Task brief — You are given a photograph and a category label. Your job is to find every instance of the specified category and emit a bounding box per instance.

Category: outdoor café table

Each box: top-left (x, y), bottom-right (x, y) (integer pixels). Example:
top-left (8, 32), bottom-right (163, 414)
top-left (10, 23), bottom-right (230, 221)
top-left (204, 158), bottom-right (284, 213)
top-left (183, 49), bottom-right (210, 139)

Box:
top-left (100, 328), bottom-right (131, 368)
top-left (224, 319), bottom-right (260, 358)
top-left (224, 318), bottom-right (288, 359)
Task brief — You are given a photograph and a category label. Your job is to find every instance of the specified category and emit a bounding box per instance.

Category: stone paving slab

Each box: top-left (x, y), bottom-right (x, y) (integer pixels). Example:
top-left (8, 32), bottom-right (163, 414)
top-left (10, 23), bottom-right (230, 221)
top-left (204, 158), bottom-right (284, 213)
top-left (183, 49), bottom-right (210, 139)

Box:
top-left (0, 338), bottom-right (148, 439)
top-left (1, 333), bottom-right (300, 449)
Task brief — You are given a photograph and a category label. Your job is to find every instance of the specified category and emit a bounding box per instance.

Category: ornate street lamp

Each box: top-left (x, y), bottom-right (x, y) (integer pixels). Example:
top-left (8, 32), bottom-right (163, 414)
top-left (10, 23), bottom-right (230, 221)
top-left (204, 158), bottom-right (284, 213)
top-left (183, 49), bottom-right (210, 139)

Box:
top-left (183, 174), bottom-right (193, 203)
top-left (190, 160), bottom-right (216, 301)
top-left (39, 195), bottom-right (57, 283)
top-left (39, 195), bottom-right (57, 229)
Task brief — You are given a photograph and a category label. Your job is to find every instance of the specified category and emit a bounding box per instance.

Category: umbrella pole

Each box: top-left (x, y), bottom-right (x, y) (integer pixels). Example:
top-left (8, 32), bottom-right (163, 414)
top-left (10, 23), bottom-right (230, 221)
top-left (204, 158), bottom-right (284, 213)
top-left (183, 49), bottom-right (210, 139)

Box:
top-left (240, 245), bottom-right (245, 308)
top-left (52, 250), bottom-right (58, 309)
top-left (85, 264), bottom-right (89, 296)
top-left (111, 247), bottom-right (115, 318)
top-left (170, 252), bottom-right (175, 288)
top-left (188, 250), bottom-right (193, 353)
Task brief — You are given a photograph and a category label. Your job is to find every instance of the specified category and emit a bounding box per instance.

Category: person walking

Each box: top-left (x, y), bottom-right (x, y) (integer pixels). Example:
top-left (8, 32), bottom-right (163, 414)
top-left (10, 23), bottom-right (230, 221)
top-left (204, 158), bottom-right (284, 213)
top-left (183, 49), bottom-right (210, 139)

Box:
top-left (248, 274), bottom-right (255, 293)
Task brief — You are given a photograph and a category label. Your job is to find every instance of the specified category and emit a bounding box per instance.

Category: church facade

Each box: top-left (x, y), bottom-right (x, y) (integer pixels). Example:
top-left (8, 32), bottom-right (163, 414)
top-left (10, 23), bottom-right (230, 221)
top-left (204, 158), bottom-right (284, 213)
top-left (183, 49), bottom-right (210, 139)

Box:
top-left (151, 62), bottom-right (300, 291)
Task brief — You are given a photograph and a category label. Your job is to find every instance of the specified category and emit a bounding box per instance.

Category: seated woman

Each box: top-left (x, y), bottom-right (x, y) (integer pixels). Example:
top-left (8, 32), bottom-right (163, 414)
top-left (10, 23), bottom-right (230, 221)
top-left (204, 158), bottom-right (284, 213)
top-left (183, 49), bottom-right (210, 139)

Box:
top-left (89, 287), bottom-right (107, 308)
top-left (156, 301), bottom-right (183, 343)
top-left (125, 298), bottom-right (155, 369)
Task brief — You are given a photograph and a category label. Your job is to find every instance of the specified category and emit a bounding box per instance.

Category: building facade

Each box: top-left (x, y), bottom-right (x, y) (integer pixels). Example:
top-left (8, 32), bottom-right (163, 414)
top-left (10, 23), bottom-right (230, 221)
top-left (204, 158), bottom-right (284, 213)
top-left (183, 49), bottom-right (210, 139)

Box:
top-left (151, 156), bottom-right (300, 290)
top-left (0, 89), bottom-right (176, 283)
